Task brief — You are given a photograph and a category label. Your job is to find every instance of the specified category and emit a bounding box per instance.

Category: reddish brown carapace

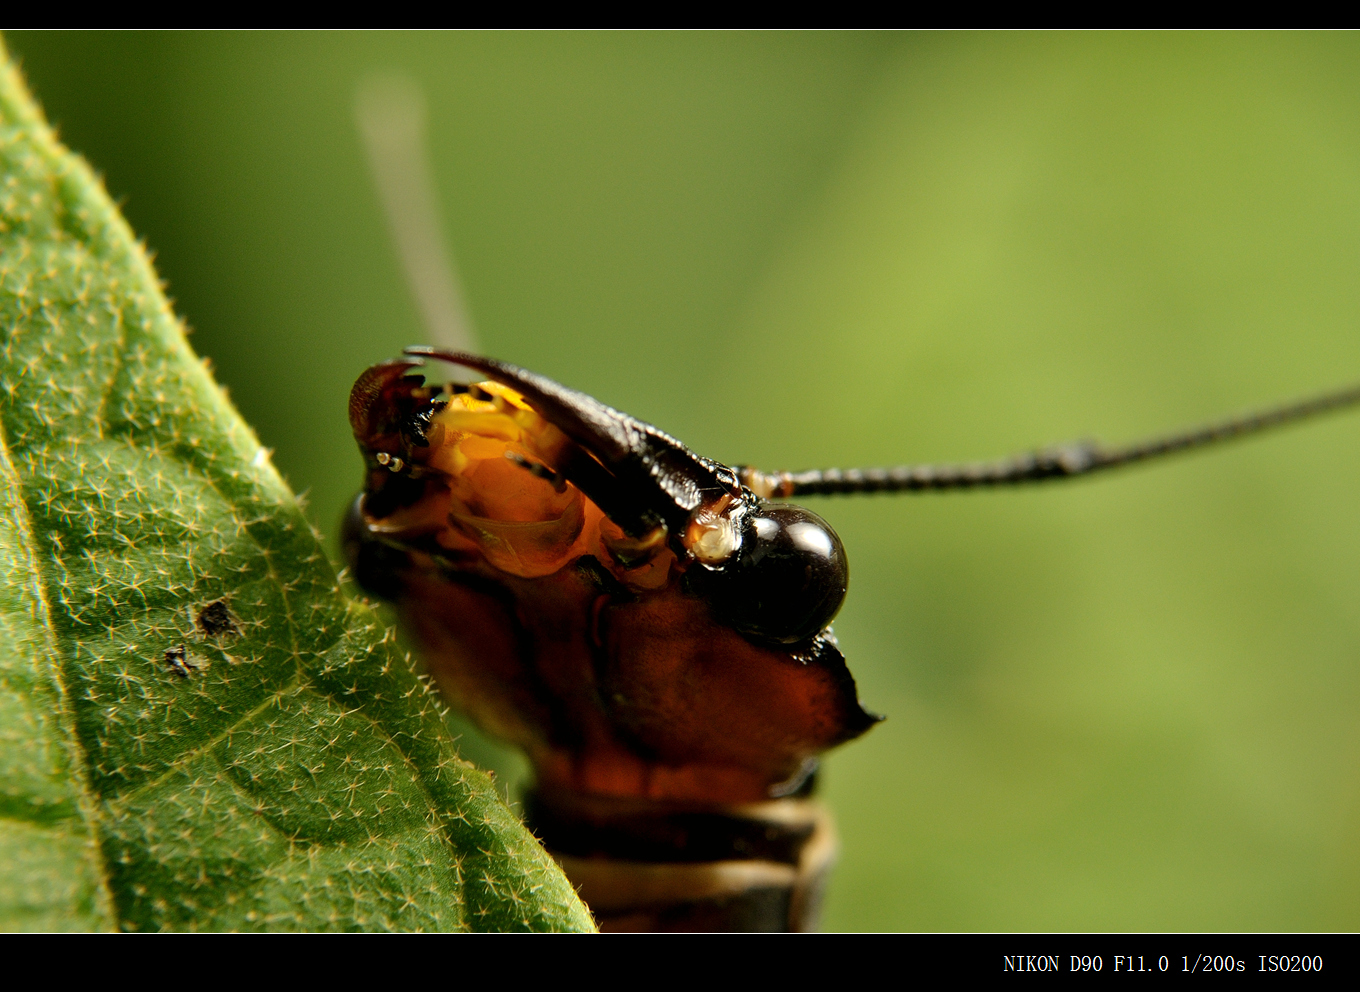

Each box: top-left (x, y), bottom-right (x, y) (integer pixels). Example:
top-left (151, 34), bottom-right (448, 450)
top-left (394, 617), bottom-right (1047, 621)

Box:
top-left (347, 358), bottom-right (877, 807)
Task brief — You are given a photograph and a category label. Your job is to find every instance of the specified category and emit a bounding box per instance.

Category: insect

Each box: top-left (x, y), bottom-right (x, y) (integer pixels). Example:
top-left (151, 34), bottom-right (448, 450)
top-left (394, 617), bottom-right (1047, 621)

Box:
top-left (334, 68), bottom-right (1360, 932)
top-left (343, 344), bottom-right (1360, 931)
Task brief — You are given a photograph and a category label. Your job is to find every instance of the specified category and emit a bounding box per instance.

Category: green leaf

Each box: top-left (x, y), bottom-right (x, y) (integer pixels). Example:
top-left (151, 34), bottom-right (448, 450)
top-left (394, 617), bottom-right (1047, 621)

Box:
top-left (0, 46), bottom-right (592, 932)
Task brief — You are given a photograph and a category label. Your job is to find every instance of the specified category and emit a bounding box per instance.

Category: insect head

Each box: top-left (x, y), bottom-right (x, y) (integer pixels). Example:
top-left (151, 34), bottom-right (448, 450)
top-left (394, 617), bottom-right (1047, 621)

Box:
top-left (344, 348), bottom-right (879, 806)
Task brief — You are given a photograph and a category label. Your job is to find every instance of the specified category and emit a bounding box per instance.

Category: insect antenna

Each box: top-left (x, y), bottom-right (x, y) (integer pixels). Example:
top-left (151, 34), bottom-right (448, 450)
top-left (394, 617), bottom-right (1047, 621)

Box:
top-left (355, 75), bottom-right (479, 356)
top-left (739, 380), bottom-right (1360, 498)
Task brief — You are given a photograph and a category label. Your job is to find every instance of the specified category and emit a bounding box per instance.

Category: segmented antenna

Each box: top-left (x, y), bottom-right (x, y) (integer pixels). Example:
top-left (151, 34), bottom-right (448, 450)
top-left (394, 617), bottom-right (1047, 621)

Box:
top-left (355, 75), bottom-right (478, 354)
top-left (739, 381), bottom-right (1360, 498)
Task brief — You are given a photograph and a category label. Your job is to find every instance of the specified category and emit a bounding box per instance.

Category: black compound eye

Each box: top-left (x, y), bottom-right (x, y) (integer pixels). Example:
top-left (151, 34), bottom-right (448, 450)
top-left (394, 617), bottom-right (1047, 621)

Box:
top-left (694, 503), bottom-right (848, 645)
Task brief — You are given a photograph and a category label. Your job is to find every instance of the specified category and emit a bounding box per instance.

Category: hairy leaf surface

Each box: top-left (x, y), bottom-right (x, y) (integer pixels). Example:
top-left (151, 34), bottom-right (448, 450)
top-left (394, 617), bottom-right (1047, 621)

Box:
top-left (0, 46), bottom-right (592, 932)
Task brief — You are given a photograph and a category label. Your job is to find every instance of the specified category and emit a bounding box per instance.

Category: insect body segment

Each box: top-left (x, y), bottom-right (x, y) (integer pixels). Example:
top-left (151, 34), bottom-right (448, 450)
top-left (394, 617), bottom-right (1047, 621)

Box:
top-left (345, 351), bottom-right (877, 816)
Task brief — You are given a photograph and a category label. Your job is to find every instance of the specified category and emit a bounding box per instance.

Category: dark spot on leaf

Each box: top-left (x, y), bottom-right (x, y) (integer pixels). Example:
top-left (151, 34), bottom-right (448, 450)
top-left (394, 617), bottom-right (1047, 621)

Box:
top-left (197, 600), bottom-right (238, 638)
top-left (164, 644), bottom-right (201, 678)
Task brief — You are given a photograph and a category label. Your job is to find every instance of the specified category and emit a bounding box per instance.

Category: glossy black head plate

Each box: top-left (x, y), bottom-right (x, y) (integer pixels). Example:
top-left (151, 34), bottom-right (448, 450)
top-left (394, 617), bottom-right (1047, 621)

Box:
top-left (405, 347), bottom-right (741, 539)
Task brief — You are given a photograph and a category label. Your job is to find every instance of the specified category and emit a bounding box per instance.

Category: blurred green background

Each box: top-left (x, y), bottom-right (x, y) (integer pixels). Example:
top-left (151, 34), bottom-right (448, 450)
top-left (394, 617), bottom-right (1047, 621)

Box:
top-left (9, 31), bottom-right (1360, 931)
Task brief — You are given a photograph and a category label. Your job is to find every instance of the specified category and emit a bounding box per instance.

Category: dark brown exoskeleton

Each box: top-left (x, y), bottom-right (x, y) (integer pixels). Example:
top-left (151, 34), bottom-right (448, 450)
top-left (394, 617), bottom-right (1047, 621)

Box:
top-left (345, 348), bottom-right (874, 930)
top-left (345, 345), bottom-right (1360, 932)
